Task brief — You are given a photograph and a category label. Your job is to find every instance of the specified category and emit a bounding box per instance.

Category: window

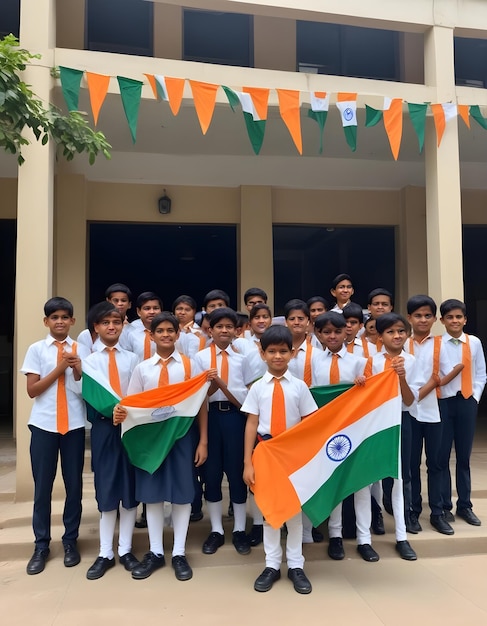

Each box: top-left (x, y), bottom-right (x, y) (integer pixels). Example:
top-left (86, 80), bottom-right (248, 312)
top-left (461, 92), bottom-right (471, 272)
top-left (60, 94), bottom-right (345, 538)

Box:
top-left (297, 21), bottom-right (399, 81)
top-left (455, 37), bottom-right (487, 88)
top-left (86, 0), bottom-right (153, 56)
top-left (183, 9), bottom-right (253, 67)
top-left (0, 0), bottom-right (20, 39)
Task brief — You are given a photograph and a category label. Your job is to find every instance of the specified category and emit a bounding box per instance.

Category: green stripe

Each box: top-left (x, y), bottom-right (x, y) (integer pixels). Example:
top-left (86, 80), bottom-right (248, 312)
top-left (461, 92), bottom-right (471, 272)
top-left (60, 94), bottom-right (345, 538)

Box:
top-left (302, 425), bottom-right (400, 527)
top-left (82, 372), bottom-right (119, 419)
top-left (310, 383), bottom-right (353, 408)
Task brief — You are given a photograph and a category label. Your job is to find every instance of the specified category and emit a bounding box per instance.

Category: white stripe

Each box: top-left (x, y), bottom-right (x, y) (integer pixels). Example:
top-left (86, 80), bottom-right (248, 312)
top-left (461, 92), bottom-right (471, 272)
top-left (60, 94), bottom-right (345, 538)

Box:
top-left (442, 103), bottom-right (457, 123)
top-left (336, 101), bottom-right (357, 127)
top-left (154, 75), bottom-right (168, 101)
top-left (289, 394), bottom-right (401, 504)
top-left (310, 92), bottom-right (329, 112)
top-left (383, 97), bottom-right (392, 111)
top-left (82, 360), bottom-right (118, 397)
top-left (235, 91), bottom-right (260, 120)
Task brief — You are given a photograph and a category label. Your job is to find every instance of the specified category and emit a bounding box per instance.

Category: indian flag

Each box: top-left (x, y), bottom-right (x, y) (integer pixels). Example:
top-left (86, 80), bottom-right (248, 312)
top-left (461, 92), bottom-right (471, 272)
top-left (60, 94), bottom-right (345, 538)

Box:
top-left (252, 369), bottom-right (401, 529)
top-left (120, 372), bottom-right (210, 474)
top-left (307, 91), bottom-right (330, 154)
top-left (222, 85), bottom-right (267, 154)
top-left (336, 92), bottom-right (358, 152)
top-left (82, 358), bottom-right (121, 419)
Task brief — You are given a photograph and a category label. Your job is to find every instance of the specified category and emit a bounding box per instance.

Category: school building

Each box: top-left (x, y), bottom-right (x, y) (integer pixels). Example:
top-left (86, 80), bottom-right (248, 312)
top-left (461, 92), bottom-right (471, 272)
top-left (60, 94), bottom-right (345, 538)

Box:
top-left (2, 0), bottom-right (487, 497)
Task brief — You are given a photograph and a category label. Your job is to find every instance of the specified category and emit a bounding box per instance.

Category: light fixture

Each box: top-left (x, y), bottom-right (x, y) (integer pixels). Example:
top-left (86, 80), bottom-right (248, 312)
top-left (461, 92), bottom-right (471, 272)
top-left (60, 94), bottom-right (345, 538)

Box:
top-left (158, 189), bottom-right (171, 214)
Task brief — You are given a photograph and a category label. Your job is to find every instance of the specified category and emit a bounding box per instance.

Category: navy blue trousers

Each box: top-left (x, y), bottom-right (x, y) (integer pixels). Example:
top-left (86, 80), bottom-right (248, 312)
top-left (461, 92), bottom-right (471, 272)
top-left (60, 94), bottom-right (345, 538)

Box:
top-left (410, 418), bottom-right (443, 516)
top-left (29, 425), bottom-right (85, 549)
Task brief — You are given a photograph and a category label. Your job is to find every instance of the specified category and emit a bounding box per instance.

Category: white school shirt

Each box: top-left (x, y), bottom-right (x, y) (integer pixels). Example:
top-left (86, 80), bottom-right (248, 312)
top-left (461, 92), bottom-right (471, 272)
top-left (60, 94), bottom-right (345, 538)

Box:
top-left (242, 347), bottom-right (267, 386)
top-left (345, 338), bottom-right (367, 358)
top-left (313, 346), bottom-right (366, 386)
top-left (121, 319), bottom-right (156, 362)
top-left (287, 340), bottom-right (326, 387)
top-left (240, 369), bottom-right (318, 437)
top-left (83, 341), bottom-right (139, 397)
top-left (21, 335), bottom-right (90, 432)
top-left (127, 350), bottom-right (191, 394)
top-left (175, 331), bottom-right (200, 358)
top-left (371, 351), bottom-right (423, 413)
top-left (193, 344), bottom-right (248, 405)
top-left (437, 333), bottom-right (487, 402)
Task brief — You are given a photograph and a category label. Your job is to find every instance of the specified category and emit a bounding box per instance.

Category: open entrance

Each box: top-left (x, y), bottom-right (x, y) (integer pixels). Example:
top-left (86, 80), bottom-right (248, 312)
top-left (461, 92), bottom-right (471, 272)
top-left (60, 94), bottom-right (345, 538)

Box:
top-left (273, 225), bottom-right (396, 314)
top-left (88, 223), bottom-right (238, 317)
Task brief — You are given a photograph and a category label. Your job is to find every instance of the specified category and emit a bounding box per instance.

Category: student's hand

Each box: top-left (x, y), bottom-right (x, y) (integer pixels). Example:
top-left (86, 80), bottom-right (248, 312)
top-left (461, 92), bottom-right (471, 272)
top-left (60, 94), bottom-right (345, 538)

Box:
top-left (181, 322), bottom-right (193, 334)
top-left (113, 404), bottom-right (128, 425)
top-left (243, 463), bottom-right (255, 487)
top-left (194, 442), bottom-right (208, 467)
top-left (354, 375), bottom-right (366, 387)
top-left (206, 368), bottom-right (218, 381)
top-left (64, 352), bottom-right (81, 369)
top-left (392, 356), bottom-right (406, 378)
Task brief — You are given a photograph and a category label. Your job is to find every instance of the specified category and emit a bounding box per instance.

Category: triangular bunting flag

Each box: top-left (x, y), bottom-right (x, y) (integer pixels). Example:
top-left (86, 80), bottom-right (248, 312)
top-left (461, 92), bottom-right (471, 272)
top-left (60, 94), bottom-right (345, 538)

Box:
top-left (86, 72), bottom-right (110, 126)
top-left (117, 76), bottom-right (143, 143)
top-left (222, 86), bottom-right (266, 154)
top-left (407, 103), bottom-right (428, 152)
top-left (59, 66), bottom-right (83, 112)
top-left (365, 105), bottom-right (383, 127)
top-left (458, 104), bottom-right (470, 129)
top-left (242, 87), bottom-right (269, 121)
top-left (383, 98), bottom-right (403, 161)
top-left (307, 91), bottom-right (329, 154)
top-left (336, 93), bottom-right (358, 151)
top-left (276, 89), bottom-right (302, 154)
top-left (189, 81), bottom-right (218, 135)
top-left (431, 103), bottom-right (457, 147)
top-left (144, 74), bottom-right (159, 100)
top-left (155, 76), bottom-right (185, 116)
top-left (469, 105), bottom-right (487, 130)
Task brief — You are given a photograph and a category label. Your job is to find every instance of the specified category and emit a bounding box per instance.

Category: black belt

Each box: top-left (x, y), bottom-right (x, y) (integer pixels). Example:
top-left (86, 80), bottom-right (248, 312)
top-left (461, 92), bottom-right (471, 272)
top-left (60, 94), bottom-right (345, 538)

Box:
top-left (209, 401), bottom-right (234, 412)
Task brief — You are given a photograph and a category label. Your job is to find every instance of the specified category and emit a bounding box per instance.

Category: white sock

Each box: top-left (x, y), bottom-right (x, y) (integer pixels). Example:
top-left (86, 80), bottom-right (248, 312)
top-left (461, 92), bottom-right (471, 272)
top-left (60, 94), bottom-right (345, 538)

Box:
top-left (99, 510), bottom-right (117, 559)
top-left (206, 500), bottom-right (224, 535)
top-left (146, 502), bottom-right (164, 556)
top-left (118, 506), bottom-right (137, 557)
top-left (250, 493), bottom-right (263, 525)
top-left (171, 503), bottom-right (191, 557)
top-left (232, 502), bottom-right (247, 533)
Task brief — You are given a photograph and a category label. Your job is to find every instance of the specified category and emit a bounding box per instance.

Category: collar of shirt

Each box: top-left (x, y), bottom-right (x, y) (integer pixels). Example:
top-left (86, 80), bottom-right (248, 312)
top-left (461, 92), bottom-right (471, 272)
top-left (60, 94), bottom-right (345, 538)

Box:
top-left (147, 350), bottom-right (181, 365)
top-left (262, 369), bottom-right (293, 383)
top-left (296, 340), bottom-right (308, 353)
top-left (46, 334), bottom-right (74, 347)
top-left (94, 341), bottom-right (121, 354)
top-left (412, 334), bottom-right (434, 345)
top-left (324, 346), bottom-right (347, 359)
top-left (445, 332), bottom-right (466, 344)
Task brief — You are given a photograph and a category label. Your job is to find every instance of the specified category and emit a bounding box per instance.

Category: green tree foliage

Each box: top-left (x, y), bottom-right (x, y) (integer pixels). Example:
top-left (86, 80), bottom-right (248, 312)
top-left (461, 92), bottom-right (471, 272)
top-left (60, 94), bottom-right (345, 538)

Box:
top-left (0, 34), bottom-right (111, 165)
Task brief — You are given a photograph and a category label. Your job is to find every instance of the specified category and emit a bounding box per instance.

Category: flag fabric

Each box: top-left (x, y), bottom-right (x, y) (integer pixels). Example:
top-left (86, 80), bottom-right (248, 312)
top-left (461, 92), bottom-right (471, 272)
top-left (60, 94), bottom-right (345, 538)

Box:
top-left (189, 81), bottom-right (219, 135)
top-left (431, 103), bottom-right (458, 147)
top-left (86, 72), bottom-right (110, 125)
top-left (82, 358), bottom-right (121, 418)
top-left (307, 91), bottom-right (329, 154)
top-left (59, 66), bottom-right (83, 111)
top-left (117, 76), bottom-right (143, 143)
top-left (336, 92), bottom-right (358, 151)
top-left (310, 382), bottom-right (353, 408)
top-left (408, 102), bottom-right (428, 152)
top-left (364, 98), bottom-right (403, 160)
top-left (120, 372), bottom-right (210, 474)
top-left (276, 89), bottom-right (302, 154)
top-left (457, 104), bottom-right (470, 129)
top-left (154, 75), bottom-right (186, 116)
top-left (251, 369), bottom-right (401, 529)
top-left (468, 104), bottom-right (487, 130)
top-left (222, 86), bottom-right (267, 154)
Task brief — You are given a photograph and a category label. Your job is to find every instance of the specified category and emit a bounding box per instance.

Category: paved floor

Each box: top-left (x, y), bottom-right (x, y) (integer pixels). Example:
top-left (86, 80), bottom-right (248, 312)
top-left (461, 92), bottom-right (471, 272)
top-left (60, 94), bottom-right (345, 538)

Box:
top-left (1, 421), bottom-right (487, 626)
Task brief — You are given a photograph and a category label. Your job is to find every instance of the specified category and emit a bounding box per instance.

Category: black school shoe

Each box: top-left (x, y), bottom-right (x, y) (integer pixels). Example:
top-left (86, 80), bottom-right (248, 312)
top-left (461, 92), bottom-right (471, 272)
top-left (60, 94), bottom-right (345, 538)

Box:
top-left (395, 540), bottom-right (417, 561)
top-left (247, 524), bottom-right (263, 547)
top-left (430, 515), bottom-right (454, 535)
top-left (456, 508), bottom-right (481, 526)
top-left (232, 531), bottom-right (251, 555)
top-left (406, 511), bottom-right (422, 534)
top-left (86, 557), bottom-right (115, 580)
top-left (254, 567), bottom-right (281, 592)
top-left (328, 537), bottom-right (345, 560)
top-left (119, 552), bottom-right (140, 571)
top-left (63, 544), bottom-right (81, 567)
top-left (131, 552), bottom-right (165, 579)
top-left (202, 532), bottom-right (225, 554)
top-left (26, 548), bottom-right (50, 575)
top-left (287, 568), bottom-right (312, 594)
top-left (172, 555), bottom-right (193, 581)
top-left (372, 510), bottom-right (385, 535)
top-left (357, 544), bottom-right (380, 562)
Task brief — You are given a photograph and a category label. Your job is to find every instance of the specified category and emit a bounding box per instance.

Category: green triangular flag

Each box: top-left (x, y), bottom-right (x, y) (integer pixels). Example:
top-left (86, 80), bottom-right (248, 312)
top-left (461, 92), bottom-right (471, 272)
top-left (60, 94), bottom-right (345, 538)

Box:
top-left (222, 85), bottom-right (266, 155)
top-left (408, 103), bottom-right (428, 152)
top-left (469, 105), bottom-right (487, 130)
top-left (343, 126), bottom-right (357, 152)
top-left (59, 66), bottom-right (83, 111)
top-left (307, 109), bottom-right (328, 154)
top-left (365, 105), bottom-right (383, 127)
top-left (117, 76), bottom-right (143, 143)
top-left (222, 85), bottom-right (240, 111)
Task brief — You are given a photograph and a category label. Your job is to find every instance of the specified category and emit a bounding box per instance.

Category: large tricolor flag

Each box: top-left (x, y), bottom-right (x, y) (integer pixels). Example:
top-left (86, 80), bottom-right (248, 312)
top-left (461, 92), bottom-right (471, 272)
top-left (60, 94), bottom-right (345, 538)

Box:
top-left (82, 358), bottom-right (121, 418)
top-left (120, 372), bottom-right (210, 474)
top-left (252, 369), bottom-right (401, 529)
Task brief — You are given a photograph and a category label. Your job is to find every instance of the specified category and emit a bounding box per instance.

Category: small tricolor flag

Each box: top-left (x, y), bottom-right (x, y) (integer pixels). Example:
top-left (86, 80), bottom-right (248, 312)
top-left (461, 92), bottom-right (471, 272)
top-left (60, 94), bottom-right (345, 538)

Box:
top-left (223, 86), bottom-right (268, 154)
top-left (336, 92), bottom-right (358, 151)
top-left (120, 372), bottom-right (210, 474)
top-left (307, 92), bottom-right (330, 153)
top-left (252, 369), bottom-right (401, 529)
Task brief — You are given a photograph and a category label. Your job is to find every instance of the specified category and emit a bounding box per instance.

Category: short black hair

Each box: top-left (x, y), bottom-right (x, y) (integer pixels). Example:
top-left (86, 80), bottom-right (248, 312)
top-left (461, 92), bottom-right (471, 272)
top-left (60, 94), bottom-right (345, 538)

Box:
top-left (150, 311), bottom-right (179, 333)
top-left (343, 302), bottom-right (364, 323)
top-left (331, 274), bottom-right (352, 289)
top-left (208, 307), bottom-right (238, 328)
top-left (407, 295), bottom-right (437, 316)
top-left (314, 311), bottom-right (346, 331)
top-left (284, 298), bottom-right (310, 319)
top-left (375, 312), bottom-right (409, 335)
top-left (440, 298), bottom-right (466, 317)
top-left (105, 283), bottom-right (132, 301)
top-left (88, 302), bottom-right (122, 331)
top-left (236, 311), bottom-right (249, 328)
top-left (172, 294), bottom-right (197, 312)
top-left (306, 296), bottom-right (329, 310)
top-left (249, 303), bottom-right (272, 320)
top-left (136, 291), bottom-right (163, 309)
top-left (203, 289), bottom-right (230, 308)
top-left (260, 325), bottom-right (293, 351)
top-left (368, 288), bottom-right (394, 307)
top-left (44, 297), bottom-right (74, 317)
top-left (243, 287), bottom-right (268, 305)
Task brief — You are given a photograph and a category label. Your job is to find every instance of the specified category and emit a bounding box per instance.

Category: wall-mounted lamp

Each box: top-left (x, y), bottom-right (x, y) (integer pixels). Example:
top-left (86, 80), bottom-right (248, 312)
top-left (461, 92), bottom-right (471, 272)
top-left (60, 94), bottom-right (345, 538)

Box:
top-left (158, 189), bottom-right (172, 214)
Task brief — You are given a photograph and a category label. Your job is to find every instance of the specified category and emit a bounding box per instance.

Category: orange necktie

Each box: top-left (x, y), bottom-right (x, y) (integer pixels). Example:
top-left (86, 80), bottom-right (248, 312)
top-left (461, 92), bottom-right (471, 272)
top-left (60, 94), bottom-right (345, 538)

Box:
top-left (198, 334), bottom-right (207, 351)
top-left (158, 358), bottom-right (170, 386)
top-left (376, 338), bottom-right (383, 352)
top-left (329, 353), bottom-right (340, 384)
top-left (220, 349), bottom-right (229, 385)
top-left (107, 347), bottom-right (122, 397)
top-left (143, 329), bottom-right (152, 360)
top-left (303, 346), bottom-right (312, 387)
top-left (347, 342), bottom-right (354, 354)
top-left (461, 335), bottom-right (473, 399)
top-left (54, 341), bottom-right (69, 435)
top-left (270, 377), bottom-right (286, 437)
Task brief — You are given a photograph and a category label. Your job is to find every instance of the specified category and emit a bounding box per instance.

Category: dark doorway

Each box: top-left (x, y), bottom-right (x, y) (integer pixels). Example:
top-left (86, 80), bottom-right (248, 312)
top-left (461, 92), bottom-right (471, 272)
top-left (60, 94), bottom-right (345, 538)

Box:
top-left (273, 225), bottom-right (395, 314)
top-left (0, 219), bottom-right (16, 433)
top-left (88, 223), bottom-right (238, 318)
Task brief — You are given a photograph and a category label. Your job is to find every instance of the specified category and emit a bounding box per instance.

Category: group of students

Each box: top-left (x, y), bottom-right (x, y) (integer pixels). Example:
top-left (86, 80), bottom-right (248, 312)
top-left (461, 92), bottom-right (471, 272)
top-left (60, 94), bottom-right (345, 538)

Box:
top-left (21, 275), bottom-right (486, 596)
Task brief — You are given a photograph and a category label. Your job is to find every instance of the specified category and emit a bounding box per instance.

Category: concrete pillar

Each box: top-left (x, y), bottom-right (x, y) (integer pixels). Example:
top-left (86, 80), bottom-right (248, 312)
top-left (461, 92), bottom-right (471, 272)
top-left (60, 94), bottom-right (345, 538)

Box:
top-left (424, 25), bottom-right (464, 308)
top-left (239, 186), bottom-right (274, 312)
top-left (254, 16), bottom-right (295, 71)
top-left (15, 0), bottom-right (56, 500)
top-left (153, 3), bottom-right (182, 60)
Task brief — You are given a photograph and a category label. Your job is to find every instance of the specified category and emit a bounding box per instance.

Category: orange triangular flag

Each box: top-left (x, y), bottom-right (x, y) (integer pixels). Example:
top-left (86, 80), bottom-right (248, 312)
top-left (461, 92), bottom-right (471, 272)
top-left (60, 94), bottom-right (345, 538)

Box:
top-left (165, 77), bottom-right (185, 116)
top-left (276, 89), bottom-right (302, 154)
top-left (458, 104), bottom-right (470, 129)
top-left (383, 98), bottom-right (403, 160)
top-left (242, 86), bottom-right (269, 120)
top-left (431, 103), bottom-right (446, 147)
top-left (86, 72), bottom-right (110, 126)
top-left (144, 74), bottom-right (159, 100)
top-left (189, 81), bottom-right (218, 134)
